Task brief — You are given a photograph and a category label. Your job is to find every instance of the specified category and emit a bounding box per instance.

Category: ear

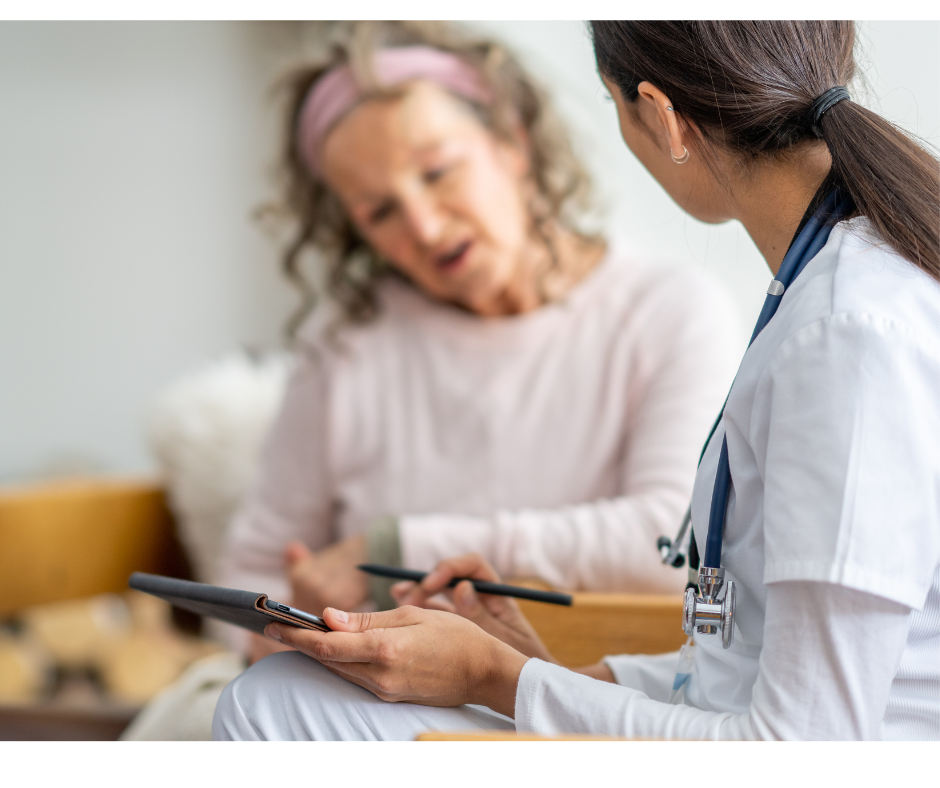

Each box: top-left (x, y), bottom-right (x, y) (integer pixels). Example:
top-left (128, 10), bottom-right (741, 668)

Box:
top-left (636, 80), bottom-right (689, 161)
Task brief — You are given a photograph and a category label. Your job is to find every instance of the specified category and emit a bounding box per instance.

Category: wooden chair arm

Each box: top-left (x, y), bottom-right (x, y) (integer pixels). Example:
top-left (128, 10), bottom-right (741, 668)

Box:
top-left (0, 477), bottom-right (182, 615)
top-left (512, 581), bottom-right (686, 666)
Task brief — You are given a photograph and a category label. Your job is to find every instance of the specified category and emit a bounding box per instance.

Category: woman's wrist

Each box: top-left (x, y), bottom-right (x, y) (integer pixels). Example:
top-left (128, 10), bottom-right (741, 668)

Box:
top-left (572, 661), bottom-right (616, 683)
top-left (474, 638), bottom-right (530, 719)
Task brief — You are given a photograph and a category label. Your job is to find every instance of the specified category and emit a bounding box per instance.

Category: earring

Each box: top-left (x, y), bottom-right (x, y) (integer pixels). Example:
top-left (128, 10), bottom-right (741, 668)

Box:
top-left (665, 105), bottom-right (687, 162)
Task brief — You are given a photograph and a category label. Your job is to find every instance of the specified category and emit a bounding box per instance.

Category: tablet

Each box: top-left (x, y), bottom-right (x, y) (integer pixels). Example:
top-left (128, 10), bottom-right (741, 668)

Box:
top-left (128, 572), bottom-right (330, 635)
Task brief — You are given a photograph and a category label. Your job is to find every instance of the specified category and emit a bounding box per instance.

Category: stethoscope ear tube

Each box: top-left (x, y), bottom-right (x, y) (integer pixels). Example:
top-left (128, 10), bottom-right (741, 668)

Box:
top-left (657, 506), bottom-right (691, 568)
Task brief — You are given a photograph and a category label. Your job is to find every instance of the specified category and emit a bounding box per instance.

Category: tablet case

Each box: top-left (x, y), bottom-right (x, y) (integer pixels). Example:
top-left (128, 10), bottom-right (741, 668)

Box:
top-left (128, 572), bottom-right (330, 634)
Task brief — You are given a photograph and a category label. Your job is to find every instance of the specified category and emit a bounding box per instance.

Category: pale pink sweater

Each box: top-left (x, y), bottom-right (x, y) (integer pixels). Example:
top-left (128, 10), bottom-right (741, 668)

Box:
top-left (219, 251), bottom-right (740, 603)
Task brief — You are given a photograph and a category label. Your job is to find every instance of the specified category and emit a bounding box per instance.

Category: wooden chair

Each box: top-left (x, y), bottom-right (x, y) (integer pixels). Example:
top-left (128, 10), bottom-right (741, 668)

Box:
top-left (0, 477), bottom-right (190, 739)
top-left (0, 478), bottom-right (686, 659)
top-left (0, 477), bottom-right (184, 617)
top-left (515, 587), bottom-right (685, 668)
top-left (0, 477), bottom-right (686, 741)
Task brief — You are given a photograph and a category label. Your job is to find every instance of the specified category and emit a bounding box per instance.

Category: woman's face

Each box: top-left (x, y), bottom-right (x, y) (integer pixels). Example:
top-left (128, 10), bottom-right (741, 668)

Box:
top-left (320, 82), bottom-right (533, 315)
top-left (601, 75), bottom-right (732, 225)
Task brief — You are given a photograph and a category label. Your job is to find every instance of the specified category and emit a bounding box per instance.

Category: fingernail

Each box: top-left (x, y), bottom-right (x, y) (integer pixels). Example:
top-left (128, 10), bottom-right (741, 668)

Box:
top-left (265, 624), bottom-right (282, 643)
top-left (328, 608), bottom-right (349, 623)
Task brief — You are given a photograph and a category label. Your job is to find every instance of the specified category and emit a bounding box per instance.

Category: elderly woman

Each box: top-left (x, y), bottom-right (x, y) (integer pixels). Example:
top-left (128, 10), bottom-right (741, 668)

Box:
top-left (218, 22), bottom-right (739, 661)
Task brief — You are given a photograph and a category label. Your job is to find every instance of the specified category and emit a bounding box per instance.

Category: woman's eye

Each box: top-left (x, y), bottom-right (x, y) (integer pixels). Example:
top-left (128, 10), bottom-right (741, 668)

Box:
top-left (424, 166), bottom-right (448, 184)
top-left (368, 203), bottom-right (394, 224)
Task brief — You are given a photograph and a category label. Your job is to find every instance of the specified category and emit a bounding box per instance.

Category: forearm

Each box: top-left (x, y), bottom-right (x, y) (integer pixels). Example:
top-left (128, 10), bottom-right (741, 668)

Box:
top-left (515, 582), bottom-right (912, 739)
top-left (218, 506), bottom-right (294, 601)
top-left (572, 662), bottom-right (616, 682)
top-left (474, 641), bottom-right (530, 719)
top-left (399, 495), bottom-right (687, 593)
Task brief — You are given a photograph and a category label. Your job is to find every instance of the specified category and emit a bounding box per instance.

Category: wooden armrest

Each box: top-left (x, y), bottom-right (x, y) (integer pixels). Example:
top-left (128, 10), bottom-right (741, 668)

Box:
top-left (510, 580), bottom-right (686, 666)
top-left (0, 477), bottom-right (182, 615)
top-left (416, 731), bottom-right (625, 741)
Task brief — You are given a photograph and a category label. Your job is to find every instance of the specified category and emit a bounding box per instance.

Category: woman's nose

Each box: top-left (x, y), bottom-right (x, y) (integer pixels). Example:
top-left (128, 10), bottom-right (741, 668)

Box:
top-left (401, 192), bottom-right (446, 246)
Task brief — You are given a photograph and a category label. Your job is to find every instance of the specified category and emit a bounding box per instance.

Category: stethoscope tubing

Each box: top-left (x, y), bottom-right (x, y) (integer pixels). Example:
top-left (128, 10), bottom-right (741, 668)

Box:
top-left (698, 188), bottom-right (856, 570)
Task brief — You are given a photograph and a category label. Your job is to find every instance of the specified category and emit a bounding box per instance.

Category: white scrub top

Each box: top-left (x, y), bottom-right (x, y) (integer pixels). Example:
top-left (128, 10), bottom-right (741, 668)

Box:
top-left (514, 217), bottom-right (940, 739)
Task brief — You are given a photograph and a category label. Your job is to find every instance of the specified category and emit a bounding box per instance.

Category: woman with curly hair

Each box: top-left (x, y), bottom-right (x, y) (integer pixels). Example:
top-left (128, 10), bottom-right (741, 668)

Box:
top-left (218, 21), bottom-right (738, 663)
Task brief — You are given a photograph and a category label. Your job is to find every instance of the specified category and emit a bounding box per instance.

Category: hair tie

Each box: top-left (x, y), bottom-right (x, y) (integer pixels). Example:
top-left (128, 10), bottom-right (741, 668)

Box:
top-left (808, 86), bottom-right (851, 138)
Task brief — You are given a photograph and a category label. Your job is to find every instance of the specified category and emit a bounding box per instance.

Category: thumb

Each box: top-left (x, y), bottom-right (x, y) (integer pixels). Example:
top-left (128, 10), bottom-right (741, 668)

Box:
top-left (323, 606), bottom-right (407, 633)
top-left (389, 581), bottom-right (415, 602)
top-left (453, 580), bottom-right (488, 623)
top-left (284, 540), bottom-right (312, 566)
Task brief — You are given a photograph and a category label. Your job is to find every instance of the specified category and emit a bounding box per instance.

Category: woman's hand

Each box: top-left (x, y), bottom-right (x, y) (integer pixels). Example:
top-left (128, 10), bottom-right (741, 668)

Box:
top-left (390, 553), bottom-right (558, 664)
top-left (264, 606), bottom-right (529, 718)
top-left (285, 536), bottom-right (369, 615)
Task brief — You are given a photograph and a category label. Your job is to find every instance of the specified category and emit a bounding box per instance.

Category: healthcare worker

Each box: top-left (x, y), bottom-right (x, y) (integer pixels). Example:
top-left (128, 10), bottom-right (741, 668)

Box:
top-left (213, 20), bottom-right (940, 740)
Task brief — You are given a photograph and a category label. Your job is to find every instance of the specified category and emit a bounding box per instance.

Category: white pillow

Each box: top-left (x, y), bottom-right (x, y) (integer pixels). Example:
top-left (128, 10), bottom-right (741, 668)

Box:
top-left (147, 351), bottom-right (291, 586)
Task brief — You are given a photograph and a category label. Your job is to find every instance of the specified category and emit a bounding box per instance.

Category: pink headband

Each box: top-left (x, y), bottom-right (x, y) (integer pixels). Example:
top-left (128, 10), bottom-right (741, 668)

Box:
top-left (297, 46), bottom-right (492, 177)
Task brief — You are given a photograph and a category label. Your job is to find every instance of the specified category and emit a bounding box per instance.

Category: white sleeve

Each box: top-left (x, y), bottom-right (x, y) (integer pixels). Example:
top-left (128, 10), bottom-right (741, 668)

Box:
top-left (400, 272), bottom-right (741, 593)
top-left (217, 347), bottom-right (335, 625)
top-left (515, 581), bottom-right (911, 740)
top-left (399, 496), bottom-right (688, 593)
top-left (757, 313), bottom-right (940, 608)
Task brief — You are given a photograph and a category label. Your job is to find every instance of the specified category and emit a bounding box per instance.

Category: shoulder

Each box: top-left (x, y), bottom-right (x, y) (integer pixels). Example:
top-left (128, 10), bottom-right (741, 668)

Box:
top-left (759, 218), bottom-right (940, 377)
top-left (815, 218), bottom-right (940, 340)
top-left (566, 251), bottom-right (741, 394)
top-left (763, 238), bottom-right (940, 410)
top-left (830, 218), bottom-right (940, 334)
top-left (293, 276), bottom-right (445, 365)
top-left (596, 249), bottom-right (740, 330)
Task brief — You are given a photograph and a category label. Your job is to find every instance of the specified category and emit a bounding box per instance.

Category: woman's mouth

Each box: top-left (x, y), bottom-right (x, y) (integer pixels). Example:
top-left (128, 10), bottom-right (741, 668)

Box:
top-left (435, 241), bottom-right (472, 272)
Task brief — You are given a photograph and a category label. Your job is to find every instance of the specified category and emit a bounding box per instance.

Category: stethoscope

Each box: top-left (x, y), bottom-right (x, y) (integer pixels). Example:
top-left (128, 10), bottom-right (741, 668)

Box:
top-left (657, 186), bottom-right (854, 649)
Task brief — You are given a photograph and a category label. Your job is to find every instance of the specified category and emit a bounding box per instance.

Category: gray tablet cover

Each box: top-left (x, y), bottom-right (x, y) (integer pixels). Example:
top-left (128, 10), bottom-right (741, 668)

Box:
top-left (128, 572), bottom-right (329, 635)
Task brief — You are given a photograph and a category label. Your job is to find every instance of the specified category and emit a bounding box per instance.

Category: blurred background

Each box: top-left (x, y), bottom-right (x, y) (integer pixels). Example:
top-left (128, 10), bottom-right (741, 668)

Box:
top-left (0, 20), bottom-right (937, 738)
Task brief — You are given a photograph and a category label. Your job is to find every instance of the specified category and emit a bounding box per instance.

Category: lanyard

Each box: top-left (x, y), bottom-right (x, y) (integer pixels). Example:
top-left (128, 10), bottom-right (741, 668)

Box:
top-left (701, 186), bottom-right (855, 569)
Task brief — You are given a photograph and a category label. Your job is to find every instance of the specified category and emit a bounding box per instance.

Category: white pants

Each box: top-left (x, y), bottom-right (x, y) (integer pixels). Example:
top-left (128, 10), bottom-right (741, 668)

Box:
top-left (212, 651), bottom-right (516, 741)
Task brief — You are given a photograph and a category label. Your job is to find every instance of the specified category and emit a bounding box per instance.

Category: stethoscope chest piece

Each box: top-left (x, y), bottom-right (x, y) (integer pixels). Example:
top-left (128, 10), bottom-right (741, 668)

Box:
top-left (683, 567), bottom-right (735, 649)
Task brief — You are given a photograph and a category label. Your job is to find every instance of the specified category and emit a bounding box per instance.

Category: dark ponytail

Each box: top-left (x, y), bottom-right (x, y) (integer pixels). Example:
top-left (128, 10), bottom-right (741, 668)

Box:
top-left (590, 21), bottom-right (939, 282)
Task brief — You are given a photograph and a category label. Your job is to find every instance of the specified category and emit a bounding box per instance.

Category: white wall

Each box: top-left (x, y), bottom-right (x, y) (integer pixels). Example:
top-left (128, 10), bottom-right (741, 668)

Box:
top-left (0, 22), bottom-right (299, 481)
top-left (1, 21), bottom-right (937, 482)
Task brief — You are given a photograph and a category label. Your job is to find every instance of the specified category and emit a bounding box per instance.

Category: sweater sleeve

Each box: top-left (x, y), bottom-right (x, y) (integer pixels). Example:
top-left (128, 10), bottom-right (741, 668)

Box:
top-left (400, 270), bottom-right (741, 592)
top-left (217, 346), bottom-right (335, 643)
top-left (515, 581), bottom-right (911, 740)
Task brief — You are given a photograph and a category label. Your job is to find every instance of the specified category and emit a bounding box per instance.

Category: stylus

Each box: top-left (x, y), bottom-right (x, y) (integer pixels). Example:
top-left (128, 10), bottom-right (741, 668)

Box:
top-left (357, 563), bottom-right (573, 606)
